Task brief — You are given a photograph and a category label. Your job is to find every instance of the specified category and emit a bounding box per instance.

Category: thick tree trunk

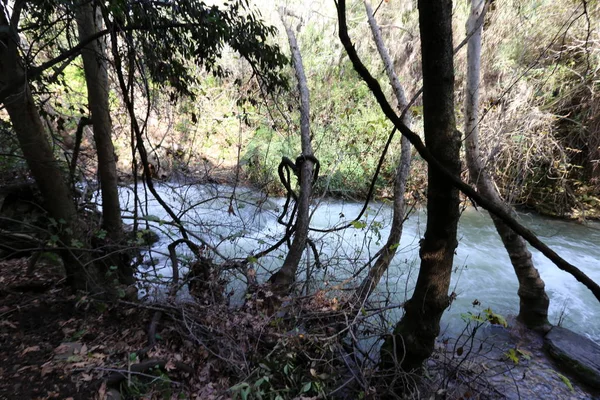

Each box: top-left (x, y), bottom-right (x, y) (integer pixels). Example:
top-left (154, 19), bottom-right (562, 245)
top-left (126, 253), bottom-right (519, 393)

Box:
top-left (268, 11), bottom-right (315, 291)
top-left (353, 1), bottom-right (412, 304)
top-left (0, 8), bottom-right (102, 291)
top-left (380, 0), bottom-right (461, 372)
top-left (75, 1), bottom-right (123, 238)
top-left (464, 0), bottom-right (550, 331)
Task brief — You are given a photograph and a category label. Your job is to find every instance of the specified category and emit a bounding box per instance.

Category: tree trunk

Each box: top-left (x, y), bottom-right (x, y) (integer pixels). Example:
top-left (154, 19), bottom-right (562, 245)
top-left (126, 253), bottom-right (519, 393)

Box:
top-left (353, 0), bottom-right (412, 305)
top-left (0, 7), bottom-right (102, 291)
top-left (268, 10), bottom-right (315, 291)
top-left (380, 0), bottom-right (461, 372)
top-left (464, 0), bottom-right (550, 331)
top-left (75, 1), bottom-right (123, 238)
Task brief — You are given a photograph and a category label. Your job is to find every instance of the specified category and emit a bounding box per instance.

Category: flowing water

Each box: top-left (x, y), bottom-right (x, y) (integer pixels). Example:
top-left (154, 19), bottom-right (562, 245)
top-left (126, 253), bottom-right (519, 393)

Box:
top-left (118, 183), bottom-right (600, 342)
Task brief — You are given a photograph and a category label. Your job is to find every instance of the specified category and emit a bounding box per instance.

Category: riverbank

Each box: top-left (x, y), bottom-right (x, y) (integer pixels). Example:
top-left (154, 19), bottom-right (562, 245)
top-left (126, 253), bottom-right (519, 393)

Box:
top-left (122, 161), bottom-right (600, 222)
top-left (2, 257), bottom-right (599, 399)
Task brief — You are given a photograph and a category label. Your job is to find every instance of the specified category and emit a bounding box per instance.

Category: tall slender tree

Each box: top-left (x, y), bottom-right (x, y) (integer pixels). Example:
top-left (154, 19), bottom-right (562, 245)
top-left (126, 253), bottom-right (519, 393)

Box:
top-left (268, 9), bottom-right (316, 291)
top-left (380, 0), bottom-right (461, 372)
top-left (353, 0), bottom-right (412, 305)
top-left (75, 0), bottom-right (123, 239)
top-left (463, 0), bottom-right (550, 331)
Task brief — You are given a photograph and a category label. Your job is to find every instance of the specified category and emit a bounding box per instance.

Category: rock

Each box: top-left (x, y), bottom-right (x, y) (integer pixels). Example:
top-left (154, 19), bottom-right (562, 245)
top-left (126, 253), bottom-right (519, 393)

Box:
top-left (544, 326), bottom-right (600, 388)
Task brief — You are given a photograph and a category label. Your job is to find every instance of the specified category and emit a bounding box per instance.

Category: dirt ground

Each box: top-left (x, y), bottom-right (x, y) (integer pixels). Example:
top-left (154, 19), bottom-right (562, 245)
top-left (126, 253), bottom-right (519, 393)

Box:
top-left (0, 259), bottom-right (204, 400)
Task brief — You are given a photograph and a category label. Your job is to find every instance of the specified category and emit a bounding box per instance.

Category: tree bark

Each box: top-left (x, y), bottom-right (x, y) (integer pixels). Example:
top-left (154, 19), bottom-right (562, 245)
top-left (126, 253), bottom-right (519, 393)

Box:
top-left (353, 0), bottom-right (412, 305)
top-left (463, 0), bottom-right (550, 331)
top-left (75, 1), bottom-right (123, 238)
top-left (380, 0), bottom-right (461, 372)
top-left (0, 6), bottom-right (102, 291)
top-left (268, 10), bottom-right (315, 291)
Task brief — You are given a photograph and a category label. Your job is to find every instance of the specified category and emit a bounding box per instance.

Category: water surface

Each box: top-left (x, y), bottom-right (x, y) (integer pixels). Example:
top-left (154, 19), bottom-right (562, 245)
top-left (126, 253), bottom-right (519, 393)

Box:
top-left (118, 183), bottom-right (600, 342)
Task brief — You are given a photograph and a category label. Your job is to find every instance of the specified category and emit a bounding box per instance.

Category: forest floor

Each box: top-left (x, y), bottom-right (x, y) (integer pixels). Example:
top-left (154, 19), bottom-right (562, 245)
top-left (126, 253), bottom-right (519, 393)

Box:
top-left (0, 259), bottom-right (204, 400)
top-left (1, 256), bottom-right (599, 400)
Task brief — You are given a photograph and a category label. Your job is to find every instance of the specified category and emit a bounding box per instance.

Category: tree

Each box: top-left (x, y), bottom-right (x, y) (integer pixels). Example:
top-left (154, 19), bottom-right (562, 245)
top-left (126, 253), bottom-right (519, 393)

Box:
top-left (379, 0), bottom-right (461, 372)
top-left (353, 0), bottom-right (412, 305)
top-left (338, 0), bottom-right (600, 324)
top-left (267, 9), bottom-right (316, 291)
top-left (0, 3), bottom-right (103, 291)
top-left (75, 0), bottom-right (123, 240)
top-left (463, 0), bottom-right (550, 331)
top-left (75, 0), bottom-right (136, 285)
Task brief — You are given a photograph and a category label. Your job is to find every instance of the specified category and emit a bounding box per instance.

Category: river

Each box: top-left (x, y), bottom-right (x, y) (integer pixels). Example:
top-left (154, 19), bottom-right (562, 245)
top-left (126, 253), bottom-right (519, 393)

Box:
top-left (118, 182), bottom-right (600, 342)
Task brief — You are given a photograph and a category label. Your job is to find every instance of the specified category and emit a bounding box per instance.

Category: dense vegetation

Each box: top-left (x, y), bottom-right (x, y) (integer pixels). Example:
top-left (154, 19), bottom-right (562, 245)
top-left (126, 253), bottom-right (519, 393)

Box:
top-left (0, 0), bottom-right (599, 399)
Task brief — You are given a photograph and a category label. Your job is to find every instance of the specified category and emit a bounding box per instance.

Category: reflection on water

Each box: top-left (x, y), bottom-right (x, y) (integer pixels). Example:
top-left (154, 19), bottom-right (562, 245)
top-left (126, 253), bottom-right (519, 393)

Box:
top-left (118, 183), bottom-right (600, 342)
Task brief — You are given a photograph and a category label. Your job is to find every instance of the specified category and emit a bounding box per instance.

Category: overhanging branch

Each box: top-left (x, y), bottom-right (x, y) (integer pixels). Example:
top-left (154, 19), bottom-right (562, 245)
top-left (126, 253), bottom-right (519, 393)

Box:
top-left (336, 0), bottom-right (600, 303)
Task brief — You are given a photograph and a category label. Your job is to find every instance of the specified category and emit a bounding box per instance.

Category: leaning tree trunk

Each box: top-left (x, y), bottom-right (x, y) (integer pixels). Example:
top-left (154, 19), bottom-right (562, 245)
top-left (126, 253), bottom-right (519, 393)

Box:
top-left (380, 0), bottom-right (461, 372)
top-left (353, 0), bottom-right (412, 305)
top-left (464, 0), bottom-right (550, 331)
top-left (75, 1), bottom-right (123, 239)
top-left (0, 7), bottom-right (103, 292)
top-left (267, 10), bottom-right (316, 292)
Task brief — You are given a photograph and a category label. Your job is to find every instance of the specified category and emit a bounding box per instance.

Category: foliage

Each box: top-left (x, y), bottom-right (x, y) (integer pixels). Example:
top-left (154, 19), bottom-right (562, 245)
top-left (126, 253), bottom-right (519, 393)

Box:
top-left (461, 307), bottom-right (508, 328)
top-left (455, 0), bottom-right (600, 217)
top-left (230, 346), bottom-right (329, 400)
top-left (118, 0), bottom-right (288, 100)
top-left (243, 59), bottom-right (404, 198)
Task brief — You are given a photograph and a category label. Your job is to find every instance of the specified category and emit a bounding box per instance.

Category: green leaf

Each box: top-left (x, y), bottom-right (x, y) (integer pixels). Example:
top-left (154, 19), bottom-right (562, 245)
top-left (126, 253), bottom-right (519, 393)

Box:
top-left (301, 382), bottom-right (312, 393)
top-left (241, 386), bottom-right (250, 400)
top-left (505, 348), bottom-right (519, 364)
top-left (557, 372), bottom-right (574, 392)
top-left (230, 382), bottom-right (250, 400)
top-left (350, 220), bottom-right (367, 229)
top-left (254, 376), bottom-right (269, 388)
top-left (485, 308), bottom-right (508, 327)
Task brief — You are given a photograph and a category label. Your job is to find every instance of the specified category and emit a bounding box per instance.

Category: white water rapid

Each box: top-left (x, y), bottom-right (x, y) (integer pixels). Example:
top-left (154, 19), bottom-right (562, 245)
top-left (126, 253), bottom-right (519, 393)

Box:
top-left (117, 183), bottom-right (600, 342)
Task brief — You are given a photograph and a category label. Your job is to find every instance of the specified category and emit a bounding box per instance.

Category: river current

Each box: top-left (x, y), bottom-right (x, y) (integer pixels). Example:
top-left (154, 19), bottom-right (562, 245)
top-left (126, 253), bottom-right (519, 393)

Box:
top-left (118, 183), bottom-right (600, 342)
